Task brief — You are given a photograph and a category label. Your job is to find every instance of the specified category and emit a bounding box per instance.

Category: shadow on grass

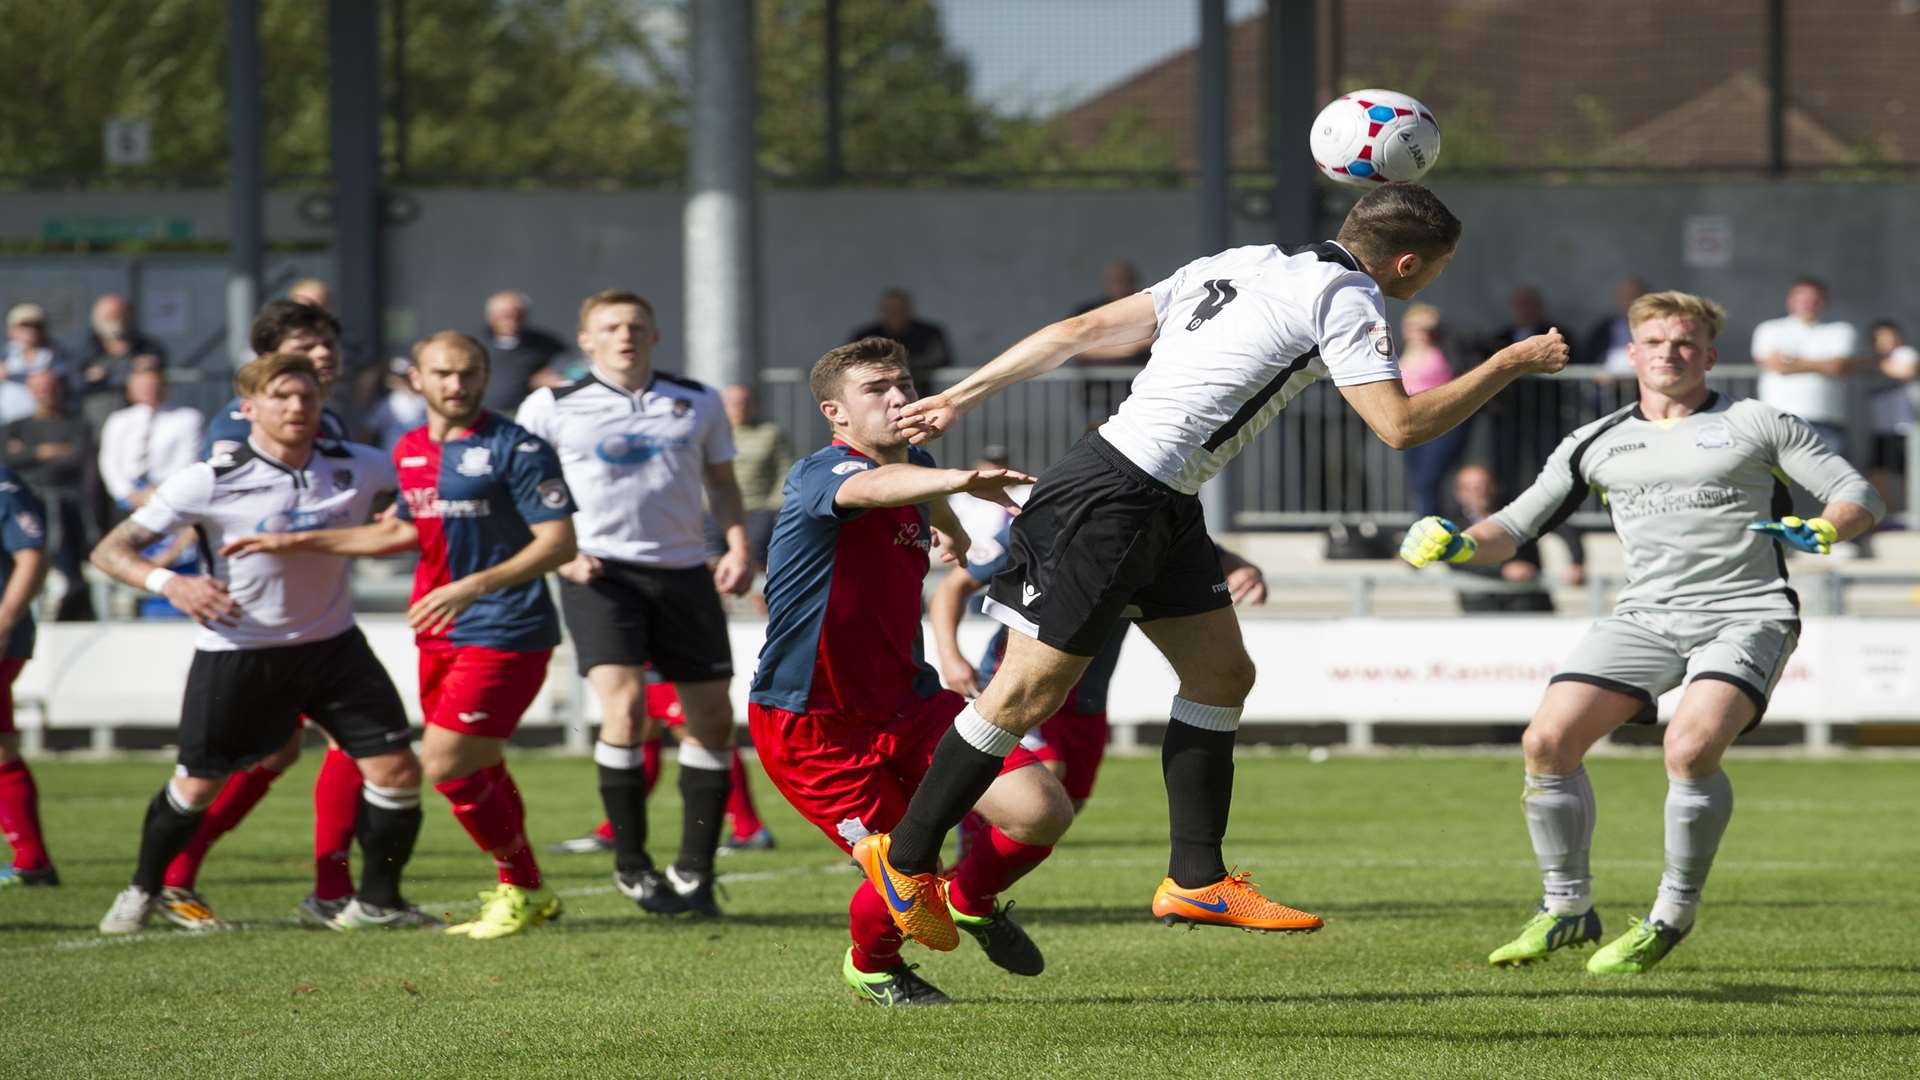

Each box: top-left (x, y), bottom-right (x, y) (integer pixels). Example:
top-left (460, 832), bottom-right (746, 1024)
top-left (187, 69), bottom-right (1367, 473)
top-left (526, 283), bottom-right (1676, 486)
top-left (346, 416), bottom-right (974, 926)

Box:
top-left (979, 983), bottom-right (1920, 1009)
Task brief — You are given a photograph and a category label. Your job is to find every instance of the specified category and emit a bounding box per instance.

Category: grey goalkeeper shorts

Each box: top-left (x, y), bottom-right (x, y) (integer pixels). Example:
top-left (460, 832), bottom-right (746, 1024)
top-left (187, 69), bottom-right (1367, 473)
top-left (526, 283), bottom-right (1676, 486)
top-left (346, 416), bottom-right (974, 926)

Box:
top-left (1549, 608), bottom-right (1800, 729)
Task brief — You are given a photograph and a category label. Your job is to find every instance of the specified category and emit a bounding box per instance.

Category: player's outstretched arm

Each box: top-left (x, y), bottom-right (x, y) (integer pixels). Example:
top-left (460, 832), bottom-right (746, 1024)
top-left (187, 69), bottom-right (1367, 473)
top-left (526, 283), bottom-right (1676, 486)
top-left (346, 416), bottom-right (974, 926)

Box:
top-left (834, 464), bottom-right (1037, 512)
top-left (91, 519), bottom-right (239, 626)
top-left (896, 294), bottom-right (1158, 444)
top-left (1399, 516), bottom-right (1519, 569)
top-left (408, 517), bottom-right (577, 635)
top-left (1340, 330), bottom-right (1569, 450)
top-left (928, 566), bottom-right (987, 697)
top-left (221, 517), bottom-right (418, 559)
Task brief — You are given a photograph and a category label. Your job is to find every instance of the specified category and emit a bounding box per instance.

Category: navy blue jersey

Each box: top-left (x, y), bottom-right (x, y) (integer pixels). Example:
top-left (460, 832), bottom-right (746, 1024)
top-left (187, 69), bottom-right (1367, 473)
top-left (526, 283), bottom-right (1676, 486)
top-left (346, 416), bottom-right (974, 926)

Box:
top-left (970, 517), bottom-right (1123, 713)
top-left (393, 413), bottom-right (576, 652)
top-left (749, 442), bottom-right (942, 715)
top-left (0, 468), bottom-right (46, 659)
top-left (202, 396), bottom-right (350, 458)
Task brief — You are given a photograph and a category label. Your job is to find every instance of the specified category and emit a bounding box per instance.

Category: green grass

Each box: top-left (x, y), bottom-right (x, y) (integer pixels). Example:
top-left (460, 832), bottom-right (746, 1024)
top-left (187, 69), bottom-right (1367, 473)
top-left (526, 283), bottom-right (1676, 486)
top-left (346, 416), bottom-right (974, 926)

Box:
top-left (3, 752), bottom-right (1916, 1078)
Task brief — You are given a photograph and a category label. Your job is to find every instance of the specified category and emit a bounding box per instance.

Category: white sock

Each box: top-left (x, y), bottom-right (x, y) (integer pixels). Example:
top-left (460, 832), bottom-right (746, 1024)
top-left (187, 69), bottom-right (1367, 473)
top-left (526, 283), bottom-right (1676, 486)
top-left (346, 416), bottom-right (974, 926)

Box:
top-left (954, 703), bottom-right (1018, 757)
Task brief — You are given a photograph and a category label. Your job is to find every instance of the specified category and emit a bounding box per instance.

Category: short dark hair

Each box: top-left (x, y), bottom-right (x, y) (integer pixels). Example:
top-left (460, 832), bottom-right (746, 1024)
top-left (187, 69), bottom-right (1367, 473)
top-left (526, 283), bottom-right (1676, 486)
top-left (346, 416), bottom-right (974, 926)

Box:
top-left (249, 299), bottom-right (342, 356)
top-left (1791, 276), bottom-right (1829, 295)
top-left (1870, 318), bottom-right (1902, 337)
top-left (810, 337), bottom-right (906, 404)
top-left (1334, 182), bottom-right (1462, 266)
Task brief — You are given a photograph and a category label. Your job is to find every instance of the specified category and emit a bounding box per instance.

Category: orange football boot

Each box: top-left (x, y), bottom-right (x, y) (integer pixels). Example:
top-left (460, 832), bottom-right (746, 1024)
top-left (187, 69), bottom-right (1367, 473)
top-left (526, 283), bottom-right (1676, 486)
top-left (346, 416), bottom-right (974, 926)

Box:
top-left (852, 833), bottom-right (959, 951)
top-left (1151, 869), bottom-right (1324, 933)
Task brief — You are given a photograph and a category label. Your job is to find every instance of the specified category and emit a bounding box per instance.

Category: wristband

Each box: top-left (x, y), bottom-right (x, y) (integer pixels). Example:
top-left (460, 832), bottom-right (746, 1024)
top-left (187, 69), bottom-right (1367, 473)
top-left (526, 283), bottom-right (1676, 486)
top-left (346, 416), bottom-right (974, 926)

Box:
top-left (144, 568), bottom-right (179, 594)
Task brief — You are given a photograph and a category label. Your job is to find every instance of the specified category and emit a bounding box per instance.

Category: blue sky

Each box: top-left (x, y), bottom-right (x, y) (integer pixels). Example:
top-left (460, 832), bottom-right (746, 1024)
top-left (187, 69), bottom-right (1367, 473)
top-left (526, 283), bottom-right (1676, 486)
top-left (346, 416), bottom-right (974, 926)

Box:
top-left (936, 0), bottom-right (1265, 114)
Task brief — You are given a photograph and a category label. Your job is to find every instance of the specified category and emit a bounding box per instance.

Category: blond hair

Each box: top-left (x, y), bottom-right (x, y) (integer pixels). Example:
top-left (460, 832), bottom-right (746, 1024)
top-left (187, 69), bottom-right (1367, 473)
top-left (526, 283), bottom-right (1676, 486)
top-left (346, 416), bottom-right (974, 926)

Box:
top-left (578, 289), bottom-right (656, 330)
top-left (233, 352), bottom-right (320, 398)
top-left (1628, 290), bottom-right (1726, 341)
top-left (412, 329), bottom-right (489, 368)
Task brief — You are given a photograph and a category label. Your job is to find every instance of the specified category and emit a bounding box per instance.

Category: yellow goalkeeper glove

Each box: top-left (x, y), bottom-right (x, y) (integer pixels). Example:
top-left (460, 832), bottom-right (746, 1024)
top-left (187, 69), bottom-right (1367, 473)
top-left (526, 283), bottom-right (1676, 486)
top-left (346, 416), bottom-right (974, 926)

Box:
top-left (1399, 515), bottom-right (1478, 568)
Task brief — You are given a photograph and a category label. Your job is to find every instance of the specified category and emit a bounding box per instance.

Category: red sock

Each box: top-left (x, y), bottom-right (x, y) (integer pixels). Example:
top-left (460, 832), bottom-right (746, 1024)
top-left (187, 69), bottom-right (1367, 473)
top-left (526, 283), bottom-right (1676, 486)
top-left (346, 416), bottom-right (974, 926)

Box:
top-left (725, 749), bottom-right (764, 839)
top-left (593, 818), bottom-right (614, 841)
top-left (642, 736), bottom-right (663, 795)
top-left (435, 767), bottom-right (541, 889)
top-left (313, 747), bottom-right (363, 901)
top-left (162, 763), bottom-right (283, 889)
top-left (0, 760), bottom-right (50, 871)
top-left (484, 762), bottom-right (524, 823)
top-left (946, 825), bottom-right (1053, 918)
top-left (848, 881), bottom-right (905, 973)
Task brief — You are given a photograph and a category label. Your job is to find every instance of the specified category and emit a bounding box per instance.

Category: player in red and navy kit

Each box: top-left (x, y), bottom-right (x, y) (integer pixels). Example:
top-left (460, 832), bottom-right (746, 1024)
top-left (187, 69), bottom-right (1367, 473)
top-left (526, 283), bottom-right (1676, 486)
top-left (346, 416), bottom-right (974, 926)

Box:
top-left (747, 337), bottom-right (1074, 1007)
top-left (0, 468), bottom-right (53, 887)
top-left (227, 331), bottom-right (578, 938)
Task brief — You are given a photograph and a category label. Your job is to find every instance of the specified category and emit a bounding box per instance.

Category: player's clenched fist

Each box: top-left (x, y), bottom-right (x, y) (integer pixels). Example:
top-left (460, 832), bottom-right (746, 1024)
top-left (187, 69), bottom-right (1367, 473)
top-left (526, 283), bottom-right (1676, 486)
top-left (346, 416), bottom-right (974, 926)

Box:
top-left (1497, 328), bottom-right (1570, 375)
top-left (1399, 515), bottom-right (1478, 568)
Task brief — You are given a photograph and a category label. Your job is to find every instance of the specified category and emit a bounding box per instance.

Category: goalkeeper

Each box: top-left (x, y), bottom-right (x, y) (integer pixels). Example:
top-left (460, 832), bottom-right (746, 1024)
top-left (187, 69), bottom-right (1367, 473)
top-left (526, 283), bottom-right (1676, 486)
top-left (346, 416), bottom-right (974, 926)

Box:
top-left (1401, 290), bottom-right (1881, 974)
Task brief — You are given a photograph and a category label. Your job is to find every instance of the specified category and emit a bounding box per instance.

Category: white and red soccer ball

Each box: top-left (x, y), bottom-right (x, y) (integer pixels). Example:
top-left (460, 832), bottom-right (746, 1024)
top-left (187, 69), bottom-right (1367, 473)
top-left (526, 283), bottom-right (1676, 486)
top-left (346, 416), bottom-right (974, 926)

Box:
top-left (1310, 89), bottom-right (1441, 187)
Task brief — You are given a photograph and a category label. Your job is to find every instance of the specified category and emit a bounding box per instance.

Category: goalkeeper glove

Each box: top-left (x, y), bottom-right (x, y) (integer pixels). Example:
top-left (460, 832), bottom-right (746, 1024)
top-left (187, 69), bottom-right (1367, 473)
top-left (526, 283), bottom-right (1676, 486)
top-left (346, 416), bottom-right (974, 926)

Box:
top-left (1399, 516), bottom-right (1478, 568)
top-left (1747, 515), bottom-right (1838, 555)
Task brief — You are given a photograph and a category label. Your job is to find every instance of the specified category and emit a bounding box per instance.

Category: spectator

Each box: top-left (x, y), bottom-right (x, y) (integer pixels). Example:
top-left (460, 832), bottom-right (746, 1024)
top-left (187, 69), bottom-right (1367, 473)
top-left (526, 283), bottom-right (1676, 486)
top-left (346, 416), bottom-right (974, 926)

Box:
top-left (288, 278), bottom-right (333, 310)
top-left (4, 304), bottom-right (73, 388)
top-left (847, 288), bottom-right (953, 394)
top-left (1582, 275), bottom-right (1648, 377)
top-left (710, 382), bottom-right (792, 589)
top-left (480, 290), bottom-right (569, 414)
top-left (1751, 278), bottom-right (1858, 457)
top-left (2, 371), bottom-right (94, 620)
top-left (78, 293), bottom-right (170, 429)
top-left (1070, 258), bottom-right (1153, 366)
top-left (362, 355), bottom-right (429, 451)
top-left (1447, 463), bottom-right (1554, 614)
top-left (1398, 304), bottom-right (1467, 519)
top-left (96, 358), bottom-right (204, 514)
top-left (1868, 319), bottom-right (1918, 515)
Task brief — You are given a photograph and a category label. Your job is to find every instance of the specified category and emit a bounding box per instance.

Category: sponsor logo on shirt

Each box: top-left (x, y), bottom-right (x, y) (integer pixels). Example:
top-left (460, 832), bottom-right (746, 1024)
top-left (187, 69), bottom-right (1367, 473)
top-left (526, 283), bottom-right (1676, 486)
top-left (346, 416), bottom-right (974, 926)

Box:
top-left (537, 477), bottom-right (569, 509)
top-left (1602, 441), bottom-right (1648, 460)
top-left (402, 487), bottom-right (492, 519)
top-left (894, 521), bottom-right (929, 550)
top-left (257, 507), bottom-right (355, 533)
top-left (1367, 322), bottom-right (1394, 358)
top-left (831, 460), bottom-right (869, 475)
top-left (595, 433), bottom-right (686, 466)
top-left (456, 446), bottom-right (493, 477)
top-left (1607, 482), bottom-right (1743, 521)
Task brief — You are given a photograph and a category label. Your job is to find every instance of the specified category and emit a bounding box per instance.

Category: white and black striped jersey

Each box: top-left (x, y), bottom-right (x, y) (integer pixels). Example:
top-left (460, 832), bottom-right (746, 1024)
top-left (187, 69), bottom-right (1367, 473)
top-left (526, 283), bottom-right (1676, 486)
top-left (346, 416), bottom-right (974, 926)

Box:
top-left (514, 367), bottom-right (735, 568)
top-left (1098, 242), bottom-right (1402, 494)
top-left (130, 438), bottom-right (396, 651)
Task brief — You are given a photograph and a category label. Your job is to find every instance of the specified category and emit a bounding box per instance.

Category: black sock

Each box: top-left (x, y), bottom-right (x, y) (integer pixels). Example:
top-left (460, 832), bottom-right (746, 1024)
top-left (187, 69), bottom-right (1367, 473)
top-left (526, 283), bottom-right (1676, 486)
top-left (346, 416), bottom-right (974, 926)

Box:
top-left (1162, 720), bottom-right (1236, 888)
top-left (132, 786), bottom-right (205, 893)
top-left (598, 749), bottom-right (652, 875)
top-left (674, 762), bottom-right (731, 877)
top-left (888, 727), bottom-right (1007, 874)
top-left (355, 792), bottom-right (422, 909)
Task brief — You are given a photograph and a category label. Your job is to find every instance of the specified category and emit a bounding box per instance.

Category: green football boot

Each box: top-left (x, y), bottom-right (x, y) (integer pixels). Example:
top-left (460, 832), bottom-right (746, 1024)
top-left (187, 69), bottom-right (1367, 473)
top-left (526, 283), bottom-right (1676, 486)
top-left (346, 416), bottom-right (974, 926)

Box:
top-left (1588, 917), bottom-right (1690, 974)
top-left (1488, 906), bottom-right (1603, 967)
top-left (841, 948), bottom-right (952, 1007)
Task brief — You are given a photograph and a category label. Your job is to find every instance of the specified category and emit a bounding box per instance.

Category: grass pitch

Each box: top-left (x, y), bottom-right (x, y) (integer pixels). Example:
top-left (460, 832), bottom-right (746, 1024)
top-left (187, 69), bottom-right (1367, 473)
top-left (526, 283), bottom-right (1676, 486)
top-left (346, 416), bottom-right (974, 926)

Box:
top-left (3, 751), bottom-right (1915, 1078)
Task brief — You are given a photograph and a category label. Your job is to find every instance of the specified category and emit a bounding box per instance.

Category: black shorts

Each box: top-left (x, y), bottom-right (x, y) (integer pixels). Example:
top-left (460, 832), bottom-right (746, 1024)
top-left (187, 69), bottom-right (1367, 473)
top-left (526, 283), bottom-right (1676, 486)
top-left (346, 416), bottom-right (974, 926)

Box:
top-left (559, 559), bottom-right (733, 682)
top-left (982, 433), bottom-right (1230, 655)
top-left (178, 627), bottom-right (411, 778)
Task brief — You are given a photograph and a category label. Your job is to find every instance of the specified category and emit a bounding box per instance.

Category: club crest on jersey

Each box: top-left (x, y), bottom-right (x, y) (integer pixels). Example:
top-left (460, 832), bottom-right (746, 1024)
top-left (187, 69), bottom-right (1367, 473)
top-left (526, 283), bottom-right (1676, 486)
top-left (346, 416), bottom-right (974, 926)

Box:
top-left (1368, 323), bottom-right (1394, 358)
top-left (456, 446), bottom-right (493, 477)
top-left (15, 512), bottom-right (42, 539)
top-left (1695, 421), bottom-right (1732, 450)
top-left (332, 468), bottom-right (354, 493)
top-left (537, 477), bottom-right (570, 509)
top-left (671, 398), bottom-right (692, 417)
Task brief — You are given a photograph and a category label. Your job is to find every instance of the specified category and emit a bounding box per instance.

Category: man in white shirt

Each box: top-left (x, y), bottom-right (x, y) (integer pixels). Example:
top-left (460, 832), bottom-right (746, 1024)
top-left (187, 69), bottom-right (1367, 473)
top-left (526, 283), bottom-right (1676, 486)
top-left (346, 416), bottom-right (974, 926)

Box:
top-left (97, 358), bottom-right (205, 512)
top-left (1751, 278), bottom-right (1858, 458)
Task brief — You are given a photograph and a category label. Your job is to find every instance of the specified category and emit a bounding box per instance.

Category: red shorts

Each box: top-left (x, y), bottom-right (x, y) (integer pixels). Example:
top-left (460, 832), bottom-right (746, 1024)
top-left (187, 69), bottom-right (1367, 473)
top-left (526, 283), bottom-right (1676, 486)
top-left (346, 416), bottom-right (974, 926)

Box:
top-left (0, 656), bottom-right (24, 735)
top-left (419, 645), bottom-right (552, 739)
top-left (1032, 709), bottom-right (1109, 802)
top-left (646, 680), bottom-right (684, 727)
top-left (748, 689), bottom-right (1041, 854)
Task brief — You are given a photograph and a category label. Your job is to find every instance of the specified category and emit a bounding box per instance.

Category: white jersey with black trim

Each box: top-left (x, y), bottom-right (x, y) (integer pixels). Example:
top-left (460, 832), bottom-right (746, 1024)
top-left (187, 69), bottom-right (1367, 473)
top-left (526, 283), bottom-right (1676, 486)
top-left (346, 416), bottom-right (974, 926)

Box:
top-left (514, 367), bottom-right (736, 568)
top-left (1097, 241), bottom-right (1402, 495)
top-left (130, 438), bottom-right (397, 651)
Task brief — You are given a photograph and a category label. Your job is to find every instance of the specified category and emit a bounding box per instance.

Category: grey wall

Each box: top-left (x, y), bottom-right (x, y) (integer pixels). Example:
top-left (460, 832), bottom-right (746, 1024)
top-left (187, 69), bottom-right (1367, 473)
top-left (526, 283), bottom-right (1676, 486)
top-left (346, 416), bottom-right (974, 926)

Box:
top-left (2, 181), bottom-right (1914, 379)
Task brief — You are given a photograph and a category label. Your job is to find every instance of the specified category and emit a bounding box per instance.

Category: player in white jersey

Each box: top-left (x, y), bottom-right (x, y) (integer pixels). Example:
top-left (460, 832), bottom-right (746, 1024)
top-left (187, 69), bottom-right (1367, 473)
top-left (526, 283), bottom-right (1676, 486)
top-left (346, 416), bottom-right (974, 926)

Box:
top-left (849, 183), bottom-right (1568, 948)
top-left (1399, 292), bottom-right (1883, 973)
top-left (515, 289), bottom-right (752, 916)
top-left (89, 353), bottom-right (435, 934)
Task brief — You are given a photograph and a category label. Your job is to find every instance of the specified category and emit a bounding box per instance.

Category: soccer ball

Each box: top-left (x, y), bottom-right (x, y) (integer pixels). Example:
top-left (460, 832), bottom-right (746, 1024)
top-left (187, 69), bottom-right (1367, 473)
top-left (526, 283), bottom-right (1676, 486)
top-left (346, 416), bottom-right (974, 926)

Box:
top-left (1310, 89), bottom-right (1441, 187)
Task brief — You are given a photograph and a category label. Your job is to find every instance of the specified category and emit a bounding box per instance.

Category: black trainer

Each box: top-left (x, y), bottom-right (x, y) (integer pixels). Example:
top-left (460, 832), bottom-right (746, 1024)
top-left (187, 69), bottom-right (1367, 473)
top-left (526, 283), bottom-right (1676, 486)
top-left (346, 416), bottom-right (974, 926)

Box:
top-left (614, 868), bottom-right (689, 915)
top-left (665, 865), bottom-right (724, 918)
top-left (0, 863), bottom-right (60, 887)
top-left (842, 948), bottom-right (954, 1007)
top-left (953, 900), bottom-right (1044, 976)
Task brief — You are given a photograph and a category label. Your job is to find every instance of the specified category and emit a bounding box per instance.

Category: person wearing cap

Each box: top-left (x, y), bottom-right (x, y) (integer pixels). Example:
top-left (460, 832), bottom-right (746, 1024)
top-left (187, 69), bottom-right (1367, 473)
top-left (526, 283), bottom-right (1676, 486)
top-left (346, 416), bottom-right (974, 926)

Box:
top-left (5, 305), bottom-right (74, 389)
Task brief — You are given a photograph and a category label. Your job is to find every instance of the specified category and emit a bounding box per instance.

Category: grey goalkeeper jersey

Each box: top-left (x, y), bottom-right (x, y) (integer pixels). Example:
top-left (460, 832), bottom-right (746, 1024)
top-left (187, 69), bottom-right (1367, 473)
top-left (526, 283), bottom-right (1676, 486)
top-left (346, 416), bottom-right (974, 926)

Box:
top-left (1491, 393), bottom-right (1883, 616)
